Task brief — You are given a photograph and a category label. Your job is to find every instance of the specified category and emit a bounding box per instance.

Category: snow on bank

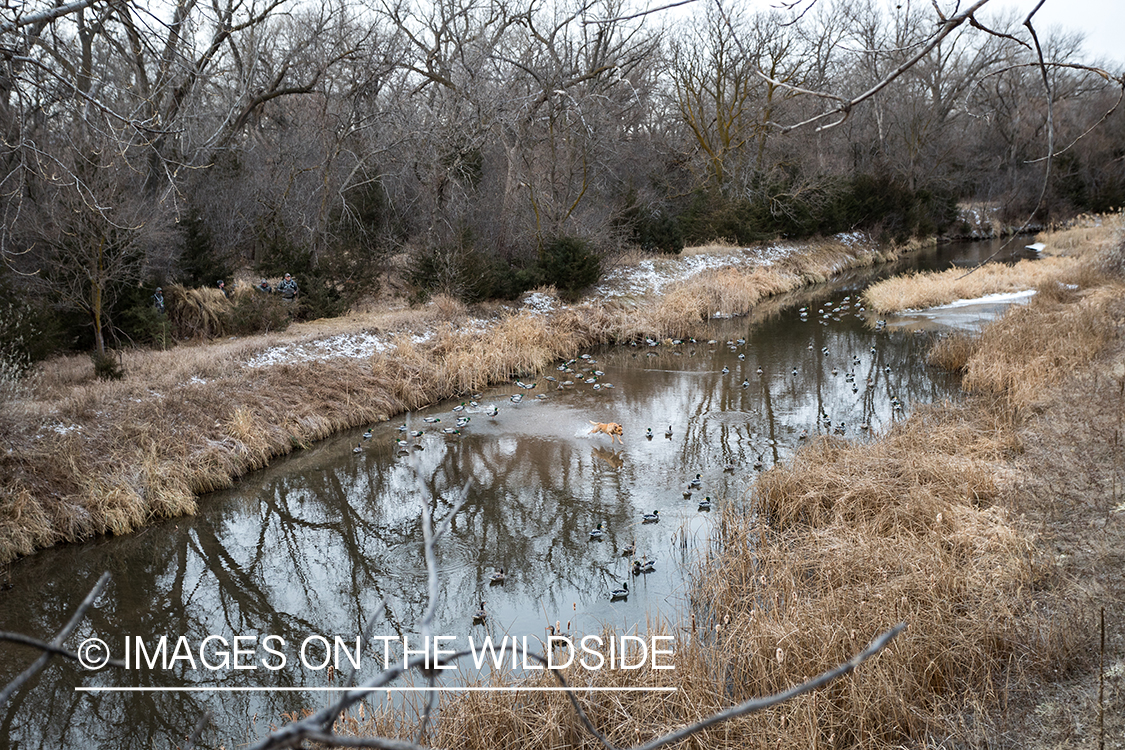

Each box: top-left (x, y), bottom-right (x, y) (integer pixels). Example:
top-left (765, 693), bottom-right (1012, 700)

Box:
top-left (245, 331), bottom-right (395, 368)
top-left (594, 236), bottom-right (860, 299)
top-left (887, 289), bottom-right (1037, 333)
top-left (244, 235), bottom-right (872, 367)
top-left (928, 290), bottom-right (1037, 310)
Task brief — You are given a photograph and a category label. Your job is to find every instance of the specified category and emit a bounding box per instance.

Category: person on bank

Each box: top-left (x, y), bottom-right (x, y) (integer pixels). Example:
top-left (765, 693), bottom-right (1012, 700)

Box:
top-left (217, 279), bottom-right (230, 298)
top-left (277, 273), bottom-right (298, 302)
top-left (152, 287), bottom-right (165, 315)
top-left (257, 278), bottom-right (272, 293)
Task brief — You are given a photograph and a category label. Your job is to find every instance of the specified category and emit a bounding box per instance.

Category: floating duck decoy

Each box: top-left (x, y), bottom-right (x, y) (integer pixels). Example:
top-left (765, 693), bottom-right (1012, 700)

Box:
top-left (665, 425), bottom-right (673, 439)
top-left (453, 403), bottom-right (465, 412)
top-left (683, 489), bottom-right (693, 499)
top-left (473, 601), bottom-right (487, 624)
top-left (645, 427), bottom-right (653, 440)
top-left (642, 509), bottom-right (660, 524)
top-left (640, 557), bottom-right (655, 573)
top-left (409, 430), bottom-right (423, 437)
top-left (363, 428), bottom-right (373, 439)
top-left (689, 474), bottom-right (701, 489)
top-left (487, 405), bottom-right (499, 417)
top-left (510, 393), bottom-right (523, 404)
top-left (622, 540), bottom-right (636, 558)
top-left (610, 582), bottom-right (629, 601)
top-left (490, 567), bottom-right (506, 585)
top-left (698, 497), bottom-right (712, 511)
top-left (423, 417), bottom-right (440, 423)
top-left (590, 522), bottom-right (606, 540)
top-left (353, 443), bottom-right (363, 453)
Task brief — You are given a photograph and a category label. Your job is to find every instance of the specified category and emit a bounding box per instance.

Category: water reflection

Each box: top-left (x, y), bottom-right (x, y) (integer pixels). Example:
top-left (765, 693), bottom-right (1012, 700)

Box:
top-left (1, 240), bottom-right (1012, 749)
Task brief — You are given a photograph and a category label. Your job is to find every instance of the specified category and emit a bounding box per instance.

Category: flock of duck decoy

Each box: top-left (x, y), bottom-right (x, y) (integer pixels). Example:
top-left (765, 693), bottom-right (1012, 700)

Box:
top-left (351, 294), bottom-right (917, 626)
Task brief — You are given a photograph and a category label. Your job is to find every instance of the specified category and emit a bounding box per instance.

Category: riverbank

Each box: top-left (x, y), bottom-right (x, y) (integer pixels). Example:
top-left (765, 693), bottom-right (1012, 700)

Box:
top-left (344, 218), bottom-right (1125, 747)
top-left (863, 214), bottom-right (1120, 314)
top-left (0, 233), bottom-right (914, 564)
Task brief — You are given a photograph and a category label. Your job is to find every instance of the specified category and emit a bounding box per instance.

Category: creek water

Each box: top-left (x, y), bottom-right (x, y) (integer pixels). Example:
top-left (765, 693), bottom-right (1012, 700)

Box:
top-left (0, 239), bottom-right (1032, 749)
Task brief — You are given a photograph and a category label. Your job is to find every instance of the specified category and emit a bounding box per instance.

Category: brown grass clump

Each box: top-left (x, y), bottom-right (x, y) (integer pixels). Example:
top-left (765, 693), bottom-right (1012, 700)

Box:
top-left (957, 284), bottom-right (1122, 408)
top-left (166, 284), bottom-right (232, 338)
top-left (862, 256), bottom-right (1078, 313)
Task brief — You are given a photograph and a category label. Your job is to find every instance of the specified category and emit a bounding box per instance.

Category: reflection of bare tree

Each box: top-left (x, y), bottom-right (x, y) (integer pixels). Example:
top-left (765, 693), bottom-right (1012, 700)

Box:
top-left (2, 268), bottom-right (966, 746)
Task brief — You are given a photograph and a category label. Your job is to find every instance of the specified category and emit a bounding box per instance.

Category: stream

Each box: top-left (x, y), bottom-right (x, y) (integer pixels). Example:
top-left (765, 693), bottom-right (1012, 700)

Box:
top-left (0, 238), bottom-right (1033, 749)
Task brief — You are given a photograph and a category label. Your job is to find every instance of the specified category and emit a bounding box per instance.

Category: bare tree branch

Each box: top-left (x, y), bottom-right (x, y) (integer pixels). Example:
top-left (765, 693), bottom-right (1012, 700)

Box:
top-left (0, 571), bottom-right (114, 708)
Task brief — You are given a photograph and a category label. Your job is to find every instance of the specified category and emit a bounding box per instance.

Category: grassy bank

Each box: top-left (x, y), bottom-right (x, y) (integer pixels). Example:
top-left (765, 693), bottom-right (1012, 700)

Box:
top-left (0, 235), bottom-right (908, 563)
top-left (337, 223), bottom-right (1125, 747)
top-left (863, 214), bottom-right (1121, 314)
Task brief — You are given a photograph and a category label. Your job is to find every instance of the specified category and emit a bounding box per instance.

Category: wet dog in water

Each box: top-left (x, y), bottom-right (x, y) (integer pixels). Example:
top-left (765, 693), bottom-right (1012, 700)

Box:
top-left (588, 421), bottom-right (625, 445)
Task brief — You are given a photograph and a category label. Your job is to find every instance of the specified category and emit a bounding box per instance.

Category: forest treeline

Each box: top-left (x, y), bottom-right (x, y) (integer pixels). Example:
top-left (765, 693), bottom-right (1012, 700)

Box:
top-left (0, 0), bottom-right (1122, 367)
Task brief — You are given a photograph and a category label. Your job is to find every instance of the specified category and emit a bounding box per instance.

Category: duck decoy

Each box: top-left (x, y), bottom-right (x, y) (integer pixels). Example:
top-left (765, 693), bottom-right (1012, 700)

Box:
top-left (510, 393), bottom-right (523, 404)
top-left (362, 428), bottom-right (373, 439)
top-left (423, 417), bottom-right (440, 423)
top-left (645, 427), bottom-right (653, 440)
top-left (689, 474), bottom-right (701, 489)
top-left (589, 522), bottom-right (606, 540)
top-left (665, 425), bottom-right (673, 439)
top-left (409, 430), bottom-right (423, 437)
top-left (453, 403), bottom-right (465, 412)
top-left (640, 557), bottom-right (655, 573)
top-left (490, 567), bottom-right (506, 585)
top-left (487, 405), bottom-right (499, 417)
top-left (353, 443), bottom-right (363, 453)
top-left (472, 601), bottom-right (487, 624)
top-left (753, 455), bottom-right (764, 470)
top-left (698, 496), bottom-right (712, 511)
top-left (610, 582), bottom-right (629, 601)
top-left (683, 489), bottom-right (693, 499)
top-left (642, 510), bottom-right (660, 524)
top-left (622, 540), bottom-right (636, 558)
top-left (632, 559), bottom-right (643, 576)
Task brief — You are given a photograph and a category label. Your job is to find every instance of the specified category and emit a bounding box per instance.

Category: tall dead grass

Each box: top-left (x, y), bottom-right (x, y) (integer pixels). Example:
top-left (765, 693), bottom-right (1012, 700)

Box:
top-left (363, 235), bottom-right (1124, 748)
top-left (0, 234), bottom-right (909, 564)
top-left (864, 212), bottom-right (1123, 314)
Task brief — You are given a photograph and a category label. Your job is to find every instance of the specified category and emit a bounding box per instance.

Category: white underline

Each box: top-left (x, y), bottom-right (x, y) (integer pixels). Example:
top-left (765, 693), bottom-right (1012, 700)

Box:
top-left (76, 686), bottom-right (678, 693)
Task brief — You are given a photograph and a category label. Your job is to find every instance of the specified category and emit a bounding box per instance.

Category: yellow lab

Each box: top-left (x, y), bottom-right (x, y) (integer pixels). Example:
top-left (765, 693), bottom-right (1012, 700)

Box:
top-left (588, 421), bottom-right (625, 445)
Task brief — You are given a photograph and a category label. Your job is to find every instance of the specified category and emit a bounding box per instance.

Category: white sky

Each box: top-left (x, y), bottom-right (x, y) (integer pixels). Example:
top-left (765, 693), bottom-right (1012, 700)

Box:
top-left (1002, 0), bottom-right (1125, 66)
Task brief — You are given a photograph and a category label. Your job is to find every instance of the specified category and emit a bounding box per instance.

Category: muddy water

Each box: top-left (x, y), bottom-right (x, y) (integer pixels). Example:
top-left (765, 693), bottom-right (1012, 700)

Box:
top-left (0, 239), bottom-right (1022, 749)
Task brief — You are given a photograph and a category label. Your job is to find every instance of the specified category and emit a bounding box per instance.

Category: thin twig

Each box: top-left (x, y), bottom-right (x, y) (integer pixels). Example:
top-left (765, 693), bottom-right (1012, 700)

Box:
top-left (0, 571), bottom-right (113, 708)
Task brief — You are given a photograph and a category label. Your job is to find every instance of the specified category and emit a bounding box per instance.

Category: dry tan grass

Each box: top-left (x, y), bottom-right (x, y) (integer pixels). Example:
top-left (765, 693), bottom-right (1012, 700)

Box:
top-left (862, 256), bottom-right (1079, 313)
top-left (863, 213), bottom-right (1123, 314)
top-left (0, 235), bottom-right (929, 564)
top-left (371, 273), bottom-right (1125, 750)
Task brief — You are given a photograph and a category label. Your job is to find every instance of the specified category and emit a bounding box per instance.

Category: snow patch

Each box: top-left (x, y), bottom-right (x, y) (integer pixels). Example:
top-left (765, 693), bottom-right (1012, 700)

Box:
top-left (928, 290), bottom-right (1037, 310)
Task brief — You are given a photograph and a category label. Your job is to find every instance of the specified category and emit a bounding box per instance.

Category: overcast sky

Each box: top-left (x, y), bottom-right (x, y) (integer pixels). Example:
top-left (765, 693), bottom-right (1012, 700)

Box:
top-left (1003, 0), bottom-right (1125, 65)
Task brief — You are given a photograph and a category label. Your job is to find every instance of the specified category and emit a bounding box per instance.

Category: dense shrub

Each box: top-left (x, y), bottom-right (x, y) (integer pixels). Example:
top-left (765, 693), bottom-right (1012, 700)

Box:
top-left (90, 350), bottom-right (124, 380)
top-left (227, 288), bottom-right (291, 334)
top-left (676, 173), bottom-right (958, 246)
top-left (538, 235), bottom-right (601, 302)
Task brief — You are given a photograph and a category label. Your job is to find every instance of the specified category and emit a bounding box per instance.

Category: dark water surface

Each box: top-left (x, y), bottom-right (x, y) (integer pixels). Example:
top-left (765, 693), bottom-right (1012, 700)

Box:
top-left (0, 239), bottom-right (1021, 749)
